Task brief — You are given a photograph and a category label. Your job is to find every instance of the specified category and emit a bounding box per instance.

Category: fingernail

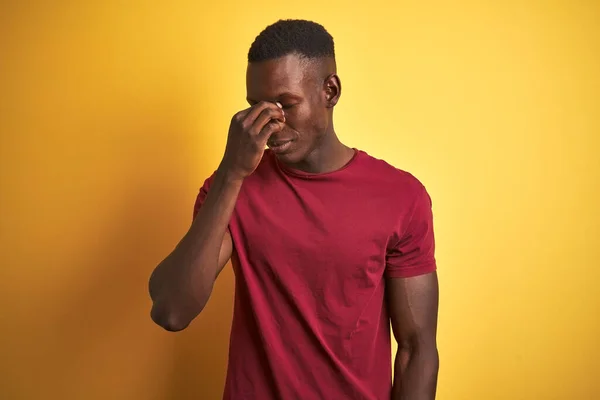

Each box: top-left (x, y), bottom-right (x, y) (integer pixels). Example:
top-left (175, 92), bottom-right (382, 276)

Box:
top-left (276, 102), bottom-right (282, 108)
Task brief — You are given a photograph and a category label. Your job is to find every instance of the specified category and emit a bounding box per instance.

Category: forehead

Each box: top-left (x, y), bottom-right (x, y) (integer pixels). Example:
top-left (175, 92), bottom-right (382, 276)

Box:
top-left (246, 54), bottom-right (315, 100)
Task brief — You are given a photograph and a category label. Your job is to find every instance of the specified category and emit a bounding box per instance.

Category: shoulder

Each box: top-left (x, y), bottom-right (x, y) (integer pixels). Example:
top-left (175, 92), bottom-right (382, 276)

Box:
top-left (356, 149), bottom-right (428, 200)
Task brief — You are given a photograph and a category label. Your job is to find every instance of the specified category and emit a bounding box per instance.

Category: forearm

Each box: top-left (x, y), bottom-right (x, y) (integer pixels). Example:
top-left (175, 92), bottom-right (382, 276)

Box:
top-left (149, 166), bottom-right (242, 329)
top-left (392, 343), bottom-right (439, 400)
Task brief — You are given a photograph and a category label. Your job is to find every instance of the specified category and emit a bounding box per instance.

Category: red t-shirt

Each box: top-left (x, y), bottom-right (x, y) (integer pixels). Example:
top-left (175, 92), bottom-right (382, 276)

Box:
top-left (193, 148), bottom-right (436, 400)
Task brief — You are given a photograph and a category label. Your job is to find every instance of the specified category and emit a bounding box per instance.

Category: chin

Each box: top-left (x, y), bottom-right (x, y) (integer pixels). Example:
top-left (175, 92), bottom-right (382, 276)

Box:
top-left (270, 140), bottom-right (301, 162)
top-left (273, 150), bottom-right (298, 164)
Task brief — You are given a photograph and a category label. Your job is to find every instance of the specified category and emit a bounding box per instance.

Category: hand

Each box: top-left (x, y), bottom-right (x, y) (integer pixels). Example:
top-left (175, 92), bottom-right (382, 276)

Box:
top-left (219, 101), bottom-right (285, 181)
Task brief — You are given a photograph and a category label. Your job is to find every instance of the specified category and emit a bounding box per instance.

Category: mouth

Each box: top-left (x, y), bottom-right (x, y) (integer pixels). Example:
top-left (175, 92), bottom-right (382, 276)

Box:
top-left (267, 139), bottom-right (294, 153)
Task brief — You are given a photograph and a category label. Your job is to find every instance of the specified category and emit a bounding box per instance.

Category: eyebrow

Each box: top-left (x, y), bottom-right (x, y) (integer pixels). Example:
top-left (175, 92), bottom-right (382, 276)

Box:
top-left (246, 92), bottom-right (302, 104)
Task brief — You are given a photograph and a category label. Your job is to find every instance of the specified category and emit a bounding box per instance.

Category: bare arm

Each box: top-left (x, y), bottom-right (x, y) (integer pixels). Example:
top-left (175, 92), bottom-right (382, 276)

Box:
top-left (148, 101), bottom-right (285, 332)
top-left (388, 272), bottom-right (439, 399)
top-left (148, 167), bottom-right (239, 331)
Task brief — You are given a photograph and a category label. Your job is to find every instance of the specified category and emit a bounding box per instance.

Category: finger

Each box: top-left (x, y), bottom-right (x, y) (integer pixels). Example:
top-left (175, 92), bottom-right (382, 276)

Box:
top-left (250, 107), bottom-right (285, 135)
top-left (257, 120), bottom-right (284, 143)
top-left (244, 101), bottom-right (282, 127)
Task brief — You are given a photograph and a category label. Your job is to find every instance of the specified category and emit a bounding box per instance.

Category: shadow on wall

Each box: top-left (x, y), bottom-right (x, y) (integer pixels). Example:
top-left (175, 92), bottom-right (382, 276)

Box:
top-left (42, 97), bottom-right (235, 399)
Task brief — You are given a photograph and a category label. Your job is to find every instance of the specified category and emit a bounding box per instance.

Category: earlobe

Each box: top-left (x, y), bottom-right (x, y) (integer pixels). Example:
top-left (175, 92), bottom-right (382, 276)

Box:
top-left (325, 74), bottom-right (341, 108)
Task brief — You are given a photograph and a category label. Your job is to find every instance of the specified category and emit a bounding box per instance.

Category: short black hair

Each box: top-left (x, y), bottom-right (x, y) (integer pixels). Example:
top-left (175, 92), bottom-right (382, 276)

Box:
top-left (248, 19), bottom-right (335, 63)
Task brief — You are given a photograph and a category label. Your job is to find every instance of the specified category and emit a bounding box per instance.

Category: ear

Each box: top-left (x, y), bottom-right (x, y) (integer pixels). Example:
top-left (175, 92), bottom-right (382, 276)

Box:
top-left (324, 73), bottom-right (341, 108)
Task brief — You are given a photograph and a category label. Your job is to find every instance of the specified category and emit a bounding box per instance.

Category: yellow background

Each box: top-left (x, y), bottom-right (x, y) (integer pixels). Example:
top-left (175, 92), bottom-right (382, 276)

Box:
top-left (1, 1), bottom-right (598, 399)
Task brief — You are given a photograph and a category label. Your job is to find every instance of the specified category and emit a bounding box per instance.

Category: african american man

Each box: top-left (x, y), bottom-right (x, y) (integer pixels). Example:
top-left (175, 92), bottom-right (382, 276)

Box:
top-left (149, 19), bottom-right (439, 400)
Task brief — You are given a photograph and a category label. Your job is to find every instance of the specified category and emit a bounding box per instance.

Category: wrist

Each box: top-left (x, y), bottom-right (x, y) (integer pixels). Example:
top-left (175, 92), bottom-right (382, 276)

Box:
top-left (215, 163), bottom-right (245, 186)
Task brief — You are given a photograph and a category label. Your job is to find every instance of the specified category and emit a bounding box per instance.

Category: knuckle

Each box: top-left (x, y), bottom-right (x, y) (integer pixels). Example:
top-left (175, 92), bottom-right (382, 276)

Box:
top-left (241, 119), bottom-right (252, 131)
top-left (246, 125), bottom-right (259, 136)
top-left (260, 126), bottom-right (272, 136)
top-left (233, 117), bottom-right (245, 128)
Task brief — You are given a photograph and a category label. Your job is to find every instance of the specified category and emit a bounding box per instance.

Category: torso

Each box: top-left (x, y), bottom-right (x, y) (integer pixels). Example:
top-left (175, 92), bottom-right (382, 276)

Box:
top-left (198, 148), bottom-right (431, 400)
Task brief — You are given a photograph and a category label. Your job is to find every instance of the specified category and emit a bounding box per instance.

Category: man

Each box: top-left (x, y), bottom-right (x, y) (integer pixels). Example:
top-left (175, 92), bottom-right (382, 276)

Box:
top-left (149, 19), bottom-right (439, 400)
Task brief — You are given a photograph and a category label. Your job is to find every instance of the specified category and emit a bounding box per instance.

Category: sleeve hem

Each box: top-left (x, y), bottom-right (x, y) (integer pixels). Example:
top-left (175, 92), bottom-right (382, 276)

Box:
top-left (385, 262), bottom-right (437, 279)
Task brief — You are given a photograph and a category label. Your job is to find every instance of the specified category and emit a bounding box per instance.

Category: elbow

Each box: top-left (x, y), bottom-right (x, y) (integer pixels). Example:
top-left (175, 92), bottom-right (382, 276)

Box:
top-left (148, 274), bottom-right (212, 332)
top-left (399, 336), bottom-right (439, 371)
top-left (424, 345), bottom-right (440, 375)
top-left (148, 274), bottom-right (214, 332)
top-left (150, 301), bottom-right (196, 332)
top-left (398, 333), bottom-right (437, 353)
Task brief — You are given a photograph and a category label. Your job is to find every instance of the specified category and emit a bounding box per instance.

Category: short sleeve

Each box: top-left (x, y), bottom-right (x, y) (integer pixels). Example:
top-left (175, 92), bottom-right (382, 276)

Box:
top-left (385, 184), bottom-right (437, 278)
top-left (192, 171), bottom-right (217, 220)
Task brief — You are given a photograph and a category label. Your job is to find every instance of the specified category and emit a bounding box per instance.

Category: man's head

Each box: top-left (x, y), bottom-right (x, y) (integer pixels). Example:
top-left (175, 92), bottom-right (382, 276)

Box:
top-left (246, 19), bottom-right (341, 164)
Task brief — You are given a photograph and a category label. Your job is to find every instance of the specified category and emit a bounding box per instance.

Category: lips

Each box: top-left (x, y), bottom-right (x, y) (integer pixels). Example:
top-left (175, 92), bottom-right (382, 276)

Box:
top-left (267, 138), bottom-right (294, 154)
top-left (267, 138), bottom-right (293, 148)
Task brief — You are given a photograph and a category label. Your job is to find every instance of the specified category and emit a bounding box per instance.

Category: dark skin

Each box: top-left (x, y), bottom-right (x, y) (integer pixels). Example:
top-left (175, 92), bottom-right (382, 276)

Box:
top-left (148, 52), bottom-right (439, 399)
top-left (245, 54), bottom-right (354, 173)
top-left (388, 272), bottom-right (439, 399)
